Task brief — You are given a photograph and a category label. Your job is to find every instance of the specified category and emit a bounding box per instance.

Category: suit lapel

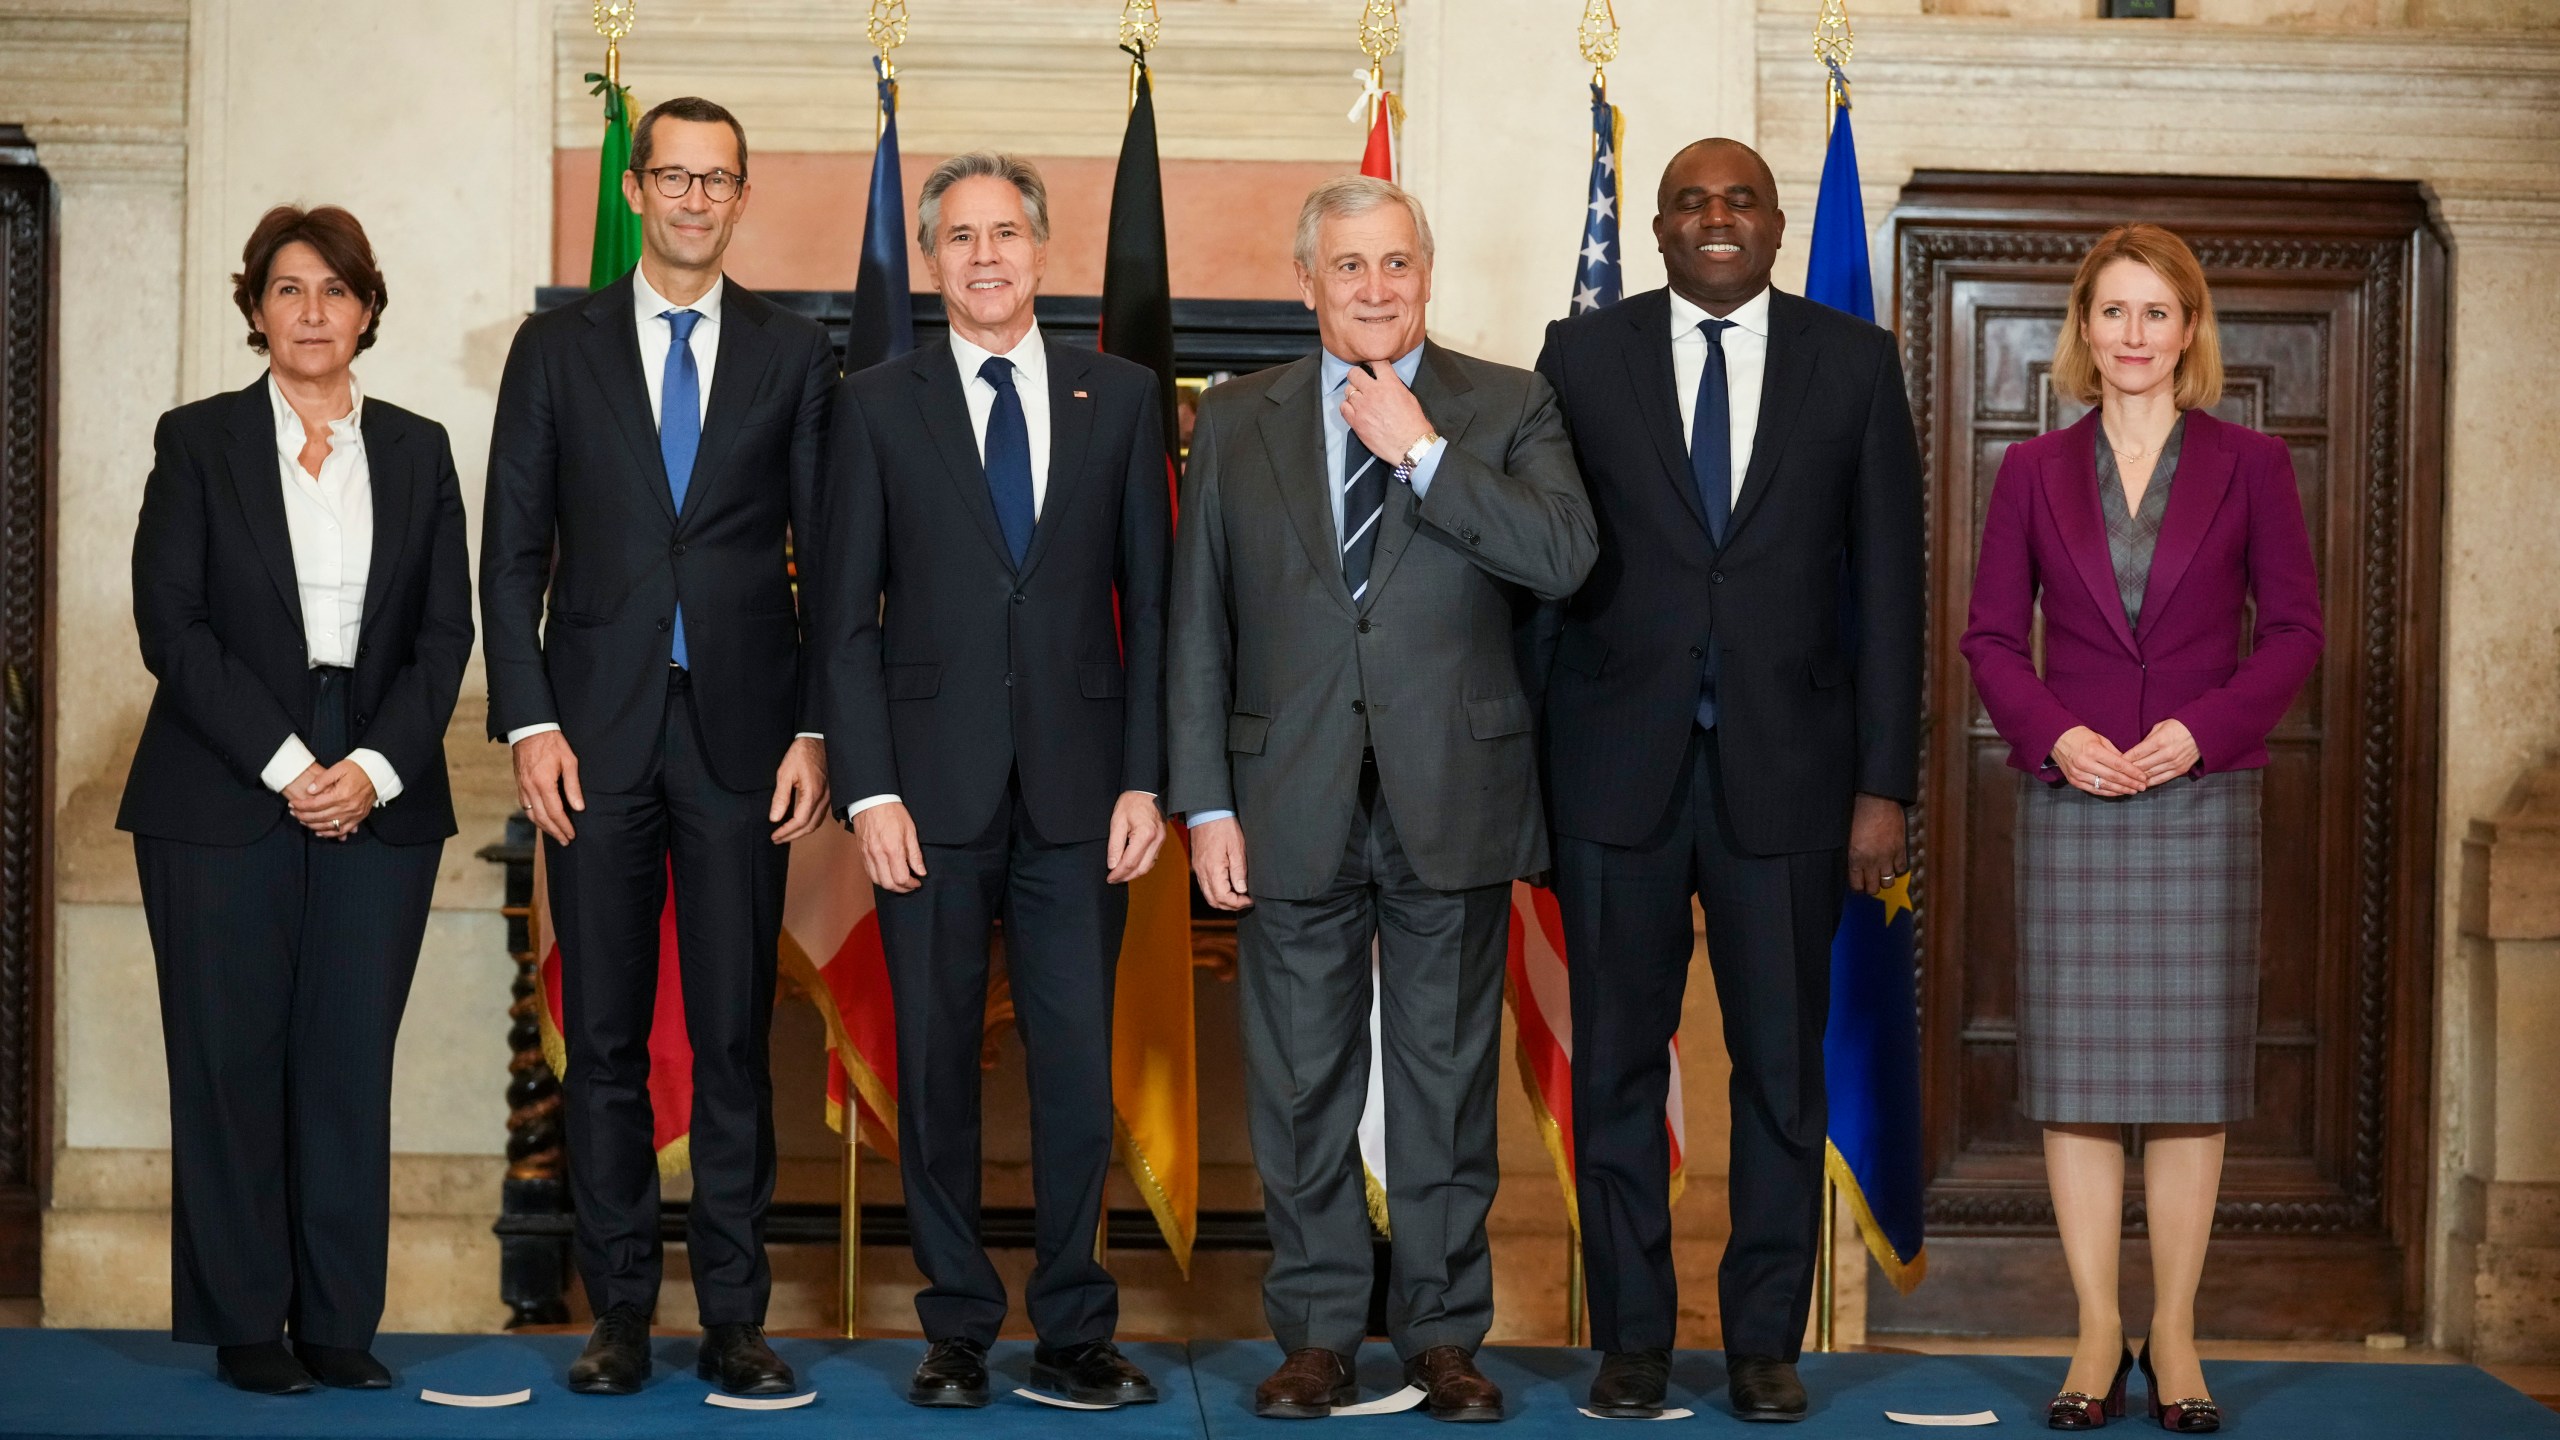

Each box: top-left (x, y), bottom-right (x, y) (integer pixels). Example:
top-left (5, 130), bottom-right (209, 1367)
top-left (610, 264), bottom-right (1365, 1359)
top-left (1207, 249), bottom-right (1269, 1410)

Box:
top-left (1017, 341), bottom-right (1097, 582)
top-left (224, 376), bottom-right (307, 636)
top-left (1255, 357), bottom-right (1357, 620)
top-left (1619, 290), bottom-right (1710, 537)
top-left (1359, 344), bottom-right (1478, 611)
top-left (678, 283), bottom-right (781, 529)
top-left (2044, 410), bottom-right (2139, 657)
top-left (1723, 291), bottom-right (1818, 546)
top-left (2132, 411), bottom-right (2236, 639)
top-left (356, 402), bottom-right (414, 634)
top-left (576, 277), bottom-right (677, 526)
top-left (912, 341), bottom-right (1018, 571)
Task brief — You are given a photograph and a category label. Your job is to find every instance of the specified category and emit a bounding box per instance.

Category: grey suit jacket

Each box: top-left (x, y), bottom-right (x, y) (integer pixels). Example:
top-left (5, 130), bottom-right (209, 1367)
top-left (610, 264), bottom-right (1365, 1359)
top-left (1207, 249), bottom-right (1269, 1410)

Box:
top-left (1167, 342), bottom-right (1596, 900)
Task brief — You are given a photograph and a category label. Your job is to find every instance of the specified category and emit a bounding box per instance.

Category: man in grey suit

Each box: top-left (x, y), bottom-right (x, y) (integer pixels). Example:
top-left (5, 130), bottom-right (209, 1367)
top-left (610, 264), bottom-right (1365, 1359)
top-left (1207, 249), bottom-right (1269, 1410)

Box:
top-left (1168, 176), bottom-right (1595, 1423)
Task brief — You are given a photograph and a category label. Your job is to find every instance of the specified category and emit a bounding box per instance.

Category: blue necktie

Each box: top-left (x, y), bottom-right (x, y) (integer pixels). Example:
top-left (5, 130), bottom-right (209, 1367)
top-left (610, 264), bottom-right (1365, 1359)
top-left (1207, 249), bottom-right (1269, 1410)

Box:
top-left (1692, 317), bottom-right (1736, 728)
top-left (1340, 418), bottom-right (1387, 604)
top-left (980, 356), bottom-right (1035, 568)
top-left (659, 308), bottom-right (703, 669)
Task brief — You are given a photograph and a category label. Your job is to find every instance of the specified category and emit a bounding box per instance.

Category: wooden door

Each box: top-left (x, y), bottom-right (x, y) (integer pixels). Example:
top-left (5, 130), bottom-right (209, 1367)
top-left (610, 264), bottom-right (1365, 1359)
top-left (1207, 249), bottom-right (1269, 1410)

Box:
top-left (0, 127), bottom-right (51, 1296)
top-left (1871, 174), bottom-right (2444, 1338)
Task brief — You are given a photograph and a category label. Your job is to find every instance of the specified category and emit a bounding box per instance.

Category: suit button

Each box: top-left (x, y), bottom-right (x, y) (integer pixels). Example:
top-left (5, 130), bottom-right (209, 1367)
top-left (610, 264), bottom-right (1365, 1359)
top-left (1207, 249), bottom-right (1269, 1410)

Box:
top-left (1351, 699), bottom-right (1367, 714)
top-left (1012, 592), bottom-right (1027, 605)
top-left (1357, 619), bottom-right (1372, 633)
top-left (355, 712), bottom-right (369, 728)
top-left (1711, 571), bottom-right (1725, 584)
top-left (1689, 646), bottom-right (1703, 660)
top-left (656, 618), bottom-right (670, 631)
top-left (672, 542), bottom-right (688, 556)
top-left (1005, 673), bottom-right (1015, 687)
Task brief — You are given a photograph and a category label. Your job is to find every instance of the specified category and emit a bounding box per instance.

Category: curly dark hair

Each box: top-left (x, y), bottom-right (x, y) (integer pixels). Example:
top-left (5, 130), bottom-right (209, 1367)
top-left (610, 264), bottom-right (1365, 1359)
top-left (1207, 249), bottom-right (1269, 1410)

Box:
top-left (231, 205), bottom-right (388, 355)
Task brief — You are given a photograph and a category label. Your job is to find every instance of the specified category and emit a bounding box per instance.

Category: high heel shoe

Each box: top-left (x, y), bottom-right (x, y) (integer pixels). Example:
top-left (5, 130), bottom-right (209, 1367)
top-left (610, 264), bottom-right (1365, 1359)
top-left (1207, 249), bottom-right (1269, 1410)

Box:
top-left (2136, 1343), bottom-right (2222, 1433)
top-left (2047, 1341), bottom-right (2133, 1429)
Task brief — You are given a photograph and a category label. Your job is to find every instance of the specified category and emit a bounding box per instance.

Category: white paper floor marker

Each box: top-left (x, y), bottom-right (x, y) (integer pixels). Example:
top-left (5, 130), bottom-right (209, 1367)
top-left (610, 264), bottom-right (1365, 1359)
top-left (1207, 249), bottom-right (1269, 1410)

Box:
top-left (706, 1391), bottom-right (817, 1410)
top-left (1577, 1407), bottom-right (1696, 1420)
top-left (1012, 1388), bottom-right (1124, 1410)
top-left (419, 1388), bottom-right (532, 1407)
top-left (1331, 1384), bottom-right (1426, 1416)
top-left (1884, 1409), bottom-right (1999, 1426)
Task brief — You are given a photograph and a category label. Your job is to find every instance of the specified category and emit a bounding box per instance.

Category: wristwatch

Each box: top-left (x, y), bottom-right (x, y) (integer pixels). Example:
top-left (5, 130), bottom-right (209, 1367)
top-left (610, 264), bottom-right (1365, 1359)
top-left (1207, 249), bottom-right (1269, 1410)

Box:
top-left (1392, 431), bottom-right (1442, 485)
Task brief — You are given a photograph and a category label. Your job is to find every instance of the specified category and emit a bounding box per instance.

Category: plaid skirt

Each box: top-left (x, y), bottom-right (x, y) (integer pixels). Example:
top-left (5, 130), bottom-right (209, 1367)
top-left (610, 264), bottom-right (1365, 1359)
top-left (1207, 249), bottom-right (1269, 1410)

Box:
top-left (2014, 767), bottom-right (2262, 1125)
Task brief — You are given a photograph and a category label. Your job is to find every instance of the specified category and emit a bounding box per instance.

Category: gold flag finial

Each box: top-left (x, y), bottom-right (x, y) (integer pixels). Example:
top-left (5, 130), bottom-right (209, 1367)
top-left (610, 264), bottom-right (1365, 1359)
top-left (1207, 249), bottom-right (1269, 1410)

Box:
top-left (868, 0), bottom-right (911, 80)
top-left (592, 0), bottom-right (636, 85)
top-left (1814, 0), bottom-right (1855, 112)
top-left (1119, 0), bottom-right (1162, 56)
top-left (1357, 0), bottom-right (1402, 89)
top-left (1577, 0), bottom-right (1621, 86)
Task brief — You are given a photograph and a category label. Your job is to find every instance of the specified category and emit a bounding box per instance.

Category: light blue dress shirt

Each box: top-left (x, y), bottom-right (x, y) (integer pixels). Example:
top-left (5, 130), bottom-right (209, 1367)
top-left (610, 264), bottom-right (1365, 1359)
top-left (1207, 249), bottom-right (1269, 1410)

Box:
top-left (1190, 344), bottom-right (1446, 829)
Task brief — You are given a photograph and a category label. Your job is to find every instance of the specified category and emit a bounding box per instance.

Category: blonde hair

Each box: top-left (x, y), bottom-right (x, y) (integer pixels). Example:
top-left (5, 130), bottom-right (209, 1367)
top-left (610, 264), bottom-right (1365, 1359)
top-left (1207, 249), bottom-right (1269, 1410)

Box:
top-left (2051, 223), bottom-right (2223, 411)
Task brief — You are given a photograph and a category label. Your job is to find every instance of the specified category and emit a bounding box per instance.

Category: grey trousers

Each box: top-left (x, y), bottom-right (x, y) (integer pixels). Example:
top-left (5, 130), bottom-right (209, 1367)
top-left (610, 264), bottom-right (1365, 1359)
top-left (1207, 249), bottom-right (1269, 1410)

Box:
top-left (1236, 761), bottom-right (1512, 1359)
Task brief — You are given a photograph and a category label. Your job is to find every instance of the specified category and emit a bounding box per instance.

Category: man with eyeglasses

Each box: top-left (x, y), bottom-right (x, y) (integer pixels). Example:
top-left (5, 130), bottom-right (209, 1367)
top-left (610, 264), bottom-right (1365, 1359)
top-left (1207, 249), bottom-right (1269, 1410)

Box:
top-left (483, 95), bottom-right (836, 1398)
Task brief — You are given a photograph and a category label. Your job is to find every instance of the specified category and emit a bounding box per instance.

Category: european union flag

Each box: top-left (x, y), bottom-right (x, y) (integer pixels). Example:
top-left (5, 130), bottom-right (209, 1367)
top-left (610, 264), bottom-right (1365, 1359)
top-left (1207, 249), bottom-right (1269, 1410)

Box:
top-left (1570, 82), bottom-right (1622, 315)
top-left (1807, 64), bottom-right (1926, 1292)
top-left (849, 56), bottom-right (915, 371)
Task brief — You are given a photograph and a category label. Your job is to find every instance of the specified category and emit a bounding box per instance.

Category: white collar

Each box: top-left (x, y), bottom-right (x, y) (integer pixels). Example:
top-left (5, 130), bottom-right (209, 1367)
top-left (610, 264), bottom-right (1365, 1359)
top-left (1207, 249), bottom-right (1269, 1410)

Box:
top-left (632, 265), bottom-right (726, 328)
top-left (950, 322), bottom-right (1047, 383)
top-left (268, 370), bottom-right (364, 450)
top-left (1669, 284), bottom-right (1773, 340)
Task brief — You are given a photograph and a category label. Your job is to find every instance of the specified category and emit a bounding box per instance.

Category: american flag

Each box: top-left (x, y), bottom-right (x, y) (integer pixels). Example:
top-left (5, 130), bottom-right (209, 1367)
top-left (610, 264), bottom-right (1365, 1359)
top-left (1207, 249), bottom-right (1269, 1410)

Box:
top-left (1571, 81), bottom-right (1623, 315)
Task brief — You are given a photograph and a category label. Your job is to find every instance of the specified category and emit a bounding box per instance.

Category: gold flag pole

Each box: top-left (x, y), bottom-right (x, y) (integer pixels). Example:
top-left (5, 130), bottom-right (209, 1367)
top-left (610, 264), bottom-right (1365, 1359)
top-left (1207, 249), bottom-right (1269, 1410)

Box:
top-left (1814, 0), bottom-right (1855, 141)
top-left (1356, 0), bottom-right (1401, 129)
top-left (1119, 0), bottom-right (1160, 110)
top-left (593, 0), bottom-right (634, 85)
top-left (868, 0), bottom-right (909, 143)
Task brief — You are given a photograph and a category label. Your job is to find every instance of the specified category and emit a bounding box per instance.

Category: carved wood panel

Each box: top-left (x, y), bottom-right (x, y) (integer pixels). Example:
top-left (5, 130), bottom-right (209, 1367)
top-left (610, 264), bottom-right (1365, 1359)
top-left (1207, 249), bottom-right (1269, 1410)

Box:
top-left (1872, 174), bottom-right (2445, 1338)
top-left (0, 127), bottom-right (52, 1296)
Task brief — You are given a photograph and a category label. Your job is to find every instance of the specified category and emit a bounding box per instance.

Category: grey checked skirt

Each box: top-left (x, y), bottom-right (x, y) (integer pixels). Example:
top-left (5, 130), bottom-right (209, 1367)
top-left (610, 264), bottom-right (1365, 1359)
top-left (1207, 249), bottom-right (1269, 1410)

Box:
top-left (2014, 768), bottom-right (2263, 1125)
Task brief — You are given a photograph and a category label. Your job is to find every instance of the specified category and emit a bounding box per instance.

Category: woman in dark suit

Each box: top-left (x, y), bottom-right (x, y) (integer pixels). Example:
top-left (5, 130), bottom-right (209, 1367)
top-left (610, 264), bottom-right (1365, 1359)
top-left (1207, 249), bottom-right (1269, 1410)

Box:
top-left (1960, 224), bottom-right (2322, 1433)
top-left (117, 206), bottom-right (472, 1394)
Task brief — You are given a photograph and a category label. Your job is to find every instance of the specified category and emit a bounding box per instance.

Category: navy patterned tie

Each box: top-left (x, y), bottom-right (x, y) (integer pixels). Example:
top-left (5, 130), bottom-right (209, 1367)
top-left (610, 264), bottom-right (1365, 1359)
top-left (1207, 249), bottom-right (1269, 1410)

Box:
top-left (979, 356), bottom-right (1035, 568)
top-left (1341, 426), bottom-right (1388, 605)
top-left (659, 308), bottom-right (703, 668)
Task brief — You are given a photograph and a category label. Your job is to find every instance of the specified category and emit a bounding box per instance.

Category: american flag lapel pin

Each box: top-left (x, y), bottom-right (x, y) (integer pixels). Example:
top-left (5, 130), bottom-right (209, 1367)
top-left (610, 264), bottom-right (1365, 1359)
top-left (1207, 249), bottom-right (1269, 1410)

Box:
top-left (1072, 389), bottom-right (1089, 399)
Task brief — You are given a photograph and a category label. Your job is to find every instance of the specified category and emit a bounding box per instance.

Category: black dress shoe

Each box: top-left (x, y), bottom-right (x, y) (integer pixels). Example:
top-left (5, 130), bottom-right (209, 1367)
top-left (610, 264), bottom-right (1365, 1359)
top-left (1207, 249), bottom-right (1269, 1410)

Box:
top-left (1031, 1339), bottom-right (1159, 1405)
top-left (566, 1304), bottom-right (651, 1395)
top-left (216, 1341), bottom-right (313, 1395)
top-left (697, 1322), bottom-right (795, 1396)
top-left (1254, 1347), bottom-right (1357, 1419)
top-left (1727, 1353), bottom-right (1809, 1423)
top-left (293, 1341), bottom-right (393, 1389)
top-left (1589, 1347), bottom-right (1672, 1418)
top-left (909, 1337), bottom-right (991, 1408)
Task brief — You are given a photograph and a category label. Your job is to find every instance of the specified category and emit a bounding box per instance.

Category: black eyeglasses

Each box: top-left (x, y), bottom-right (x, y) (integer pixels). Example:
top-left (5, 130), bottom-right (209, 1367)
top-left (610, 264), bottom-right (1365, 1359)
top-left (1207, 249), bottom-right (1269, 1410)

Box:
top-left (634, 166), bottom-right (745, 203)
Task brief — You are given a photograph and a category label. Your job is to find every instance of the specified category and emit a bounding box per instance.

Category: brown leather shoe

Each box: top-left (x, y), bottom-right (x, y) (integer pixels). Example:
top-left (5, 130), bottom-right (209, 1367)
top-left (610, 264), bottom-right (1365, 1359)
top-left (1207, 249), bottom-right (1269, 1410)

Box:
top-left (1254, 1347), bottom-right (1357, 1419)
top-left (1407, 1345), bottom-right (1503, 1423)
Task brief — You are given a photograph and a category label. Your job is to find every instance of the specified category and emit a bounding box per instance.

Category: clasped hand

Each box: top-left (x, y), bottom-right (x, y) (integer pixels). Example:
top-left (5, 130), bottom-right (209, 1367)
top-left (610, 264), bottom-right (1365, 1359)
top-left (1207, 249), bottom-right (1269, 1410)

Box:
top-left (287, 760), bottom-right (375, 839)
top-left (1340, 360), bottom-right (1432, 466)
top-left (2052, 719), bottom-right (2199, 798)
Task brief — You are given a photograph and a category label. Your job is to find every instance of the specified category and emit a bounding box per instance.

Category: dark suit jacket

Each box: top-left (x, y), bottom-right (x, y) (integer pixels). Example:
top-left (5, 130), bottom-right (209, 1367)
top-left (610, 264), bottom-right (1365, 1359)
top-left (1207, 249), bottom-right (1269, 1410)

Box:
top-left (816, 339), bottom-right (1170, 847)
top-left (119, 375), bottom-right (474, 847)
top-left (1960, 408), bottom-right (2322, 779)
top-left (480, 275), bottom-right (835, 794)
top-left (1167, 343), bottom-right (1597, 900)
top-left (1533, 287), bottom-right (1924, 856)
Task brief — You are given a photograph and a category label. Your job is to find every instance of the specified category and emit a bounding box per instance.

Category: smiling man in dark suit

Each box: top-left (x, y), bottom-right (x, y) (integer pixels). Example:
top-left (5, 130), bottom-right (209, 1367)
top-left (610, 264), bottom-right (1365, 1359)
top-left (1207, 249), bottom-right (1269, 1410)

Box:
top-left (816, 151), bottom-right (1169, 1410)
top-left (1533, 138), bottom-right (1923, 1421)
top-left (481, 96), bottom-right (835, 1398)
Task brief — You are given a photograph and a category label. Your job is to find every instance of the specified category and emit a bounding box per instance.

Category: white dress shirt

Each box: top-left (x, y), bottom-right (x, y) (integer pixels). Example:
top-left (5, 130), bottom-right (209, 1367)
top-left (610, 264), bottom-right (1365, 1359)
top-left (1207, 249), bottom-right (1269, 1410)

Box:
top-left (948, 323), bottom-right (1054, 518)
top-left (508, 268), bottom-right (820, 753)
top-left (256, 374), bottom-right (402, 805)
top-left (1669, 285), bottom-right (1772, 507)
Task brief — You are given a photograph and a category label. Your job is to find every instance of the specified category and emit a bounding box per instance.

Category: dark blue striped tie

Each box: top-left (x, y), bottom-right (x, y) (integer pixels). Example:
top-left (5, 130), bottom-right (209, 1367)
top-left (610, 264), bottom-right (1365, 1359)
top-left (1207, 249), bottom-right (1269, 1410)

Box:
top-left (1341, 428), bottom-right (1387, 605)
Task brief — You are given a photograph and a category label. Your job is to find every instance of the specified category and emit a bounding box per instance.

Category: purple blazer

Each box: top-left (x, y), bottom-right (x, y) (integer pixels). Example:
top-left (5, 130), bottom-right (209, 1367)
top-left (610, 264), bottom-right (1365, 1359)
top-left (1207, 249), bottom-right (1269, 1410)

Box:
top-left (1959, 408), bottom-right (2323, 781)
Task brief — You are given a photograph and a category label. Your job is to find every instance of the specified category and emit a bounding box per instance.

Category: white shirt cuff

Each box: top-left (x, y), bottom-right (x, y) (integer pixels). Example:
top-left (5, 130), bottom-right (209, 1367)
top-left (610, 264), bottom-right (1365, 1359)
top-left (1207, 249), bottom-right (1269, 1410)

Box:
top-left (846, 793), bottom-right (901, 818)
top-left (1188, 808), bottom-right (1236, 827)
top-left (348, 747), bottom-right (403, 806)
top-left (262, 735), bottom-right (319, 795)
top-left (796, 731), bottom-right (824, 740)
top-left (506, 722), bottom-right (562, 744)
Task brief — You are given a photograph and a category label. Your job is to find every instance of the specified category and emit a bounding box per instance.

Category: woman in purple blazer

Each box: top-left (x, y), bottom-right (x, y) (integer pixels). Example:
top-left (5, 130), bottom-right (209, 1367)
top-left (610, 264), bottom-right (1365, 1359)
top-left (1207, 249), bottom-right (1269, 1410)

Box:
top-left (1960, 225), bottom-right (2322, 1433)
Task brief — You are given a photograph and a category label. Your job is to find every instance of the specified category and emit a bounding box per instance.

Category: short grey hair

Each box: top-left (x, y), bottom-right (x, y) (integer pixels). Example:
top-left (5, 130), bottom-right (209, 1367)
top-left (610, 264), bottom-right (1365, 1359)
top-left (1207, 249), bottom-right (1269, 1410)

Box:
top-left (916, 150), bottom-right (1051, 255)
top-left (1293, 175), bottom-right (1435, 272)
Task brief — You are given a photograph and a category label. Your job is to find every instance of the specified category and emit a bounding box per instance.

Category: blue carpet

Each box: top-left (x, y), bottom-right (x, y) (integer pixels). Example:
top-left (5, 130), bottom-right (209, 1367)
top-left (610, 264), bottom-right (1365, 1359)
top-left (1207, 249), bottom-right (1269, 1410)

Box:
top-left (0, 1332), bottom-right (2552, 1437)
top-left (0, 1332), bottom-right (1202, 1439)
